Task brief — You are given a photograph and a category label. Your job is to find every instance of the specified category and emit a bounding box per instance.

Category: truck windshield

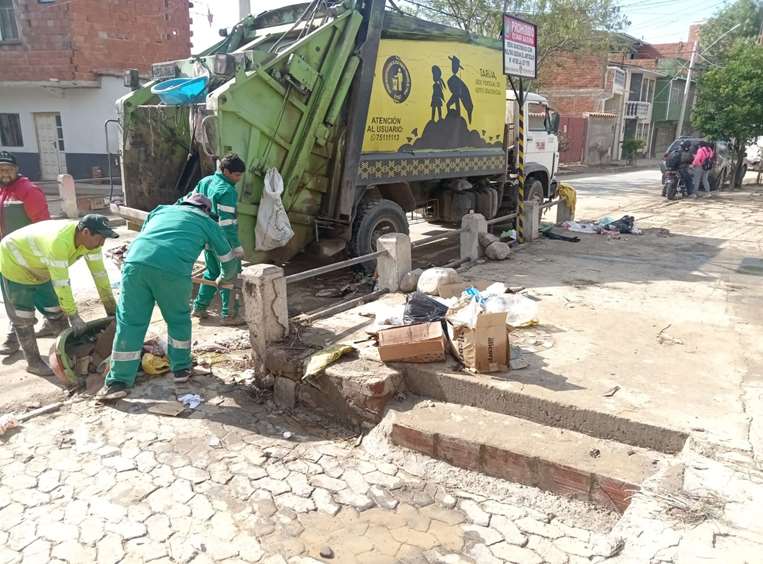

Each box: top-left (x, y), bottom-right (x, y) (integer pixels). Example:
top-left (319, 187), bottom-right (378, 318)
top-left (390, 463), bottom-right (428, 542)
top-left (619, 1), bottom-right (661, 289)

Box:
top-left (528, 102), bottom-right (547, 132)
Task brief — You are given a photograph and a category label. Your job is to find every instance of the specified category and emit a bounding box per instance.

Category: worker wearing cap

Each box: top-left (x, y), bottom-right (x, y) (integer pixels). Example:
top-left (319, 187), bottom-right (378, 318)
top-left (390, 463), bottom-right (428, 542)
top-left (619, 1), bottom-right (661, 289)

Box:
top-left (188, 153), bottom-right (246, 324)
top-left (99, 193), bottom-right (238, 401)
top-left (0, 215), bottom-right (119, 375)
top-left (0, 150), bottom-right (57, 355)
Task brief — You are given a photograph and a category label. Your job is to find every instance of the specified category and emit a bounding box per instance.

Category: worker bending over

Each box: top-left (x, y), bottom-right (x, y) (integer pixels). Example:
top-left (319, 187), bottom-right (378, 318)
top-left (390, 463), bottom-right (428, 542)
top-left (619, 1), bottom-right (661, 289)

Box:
top-left (0, 150), bottom-right (53, 355)
top-left (0, 215), bottom-right (118, 375)
top-left (100, 193), bottom-right (238, 401)
top-left (189, 153), bottom-right (246, 324)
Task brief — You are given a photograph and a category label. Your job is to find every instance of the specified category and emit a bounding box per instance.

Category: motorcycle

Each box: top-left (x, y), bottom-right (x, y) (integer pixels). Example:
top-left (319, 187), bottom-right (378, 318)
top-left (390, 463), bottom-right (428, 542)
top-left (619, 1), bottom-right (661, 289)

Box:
top-left (662, 170), bottom-right (686, 200)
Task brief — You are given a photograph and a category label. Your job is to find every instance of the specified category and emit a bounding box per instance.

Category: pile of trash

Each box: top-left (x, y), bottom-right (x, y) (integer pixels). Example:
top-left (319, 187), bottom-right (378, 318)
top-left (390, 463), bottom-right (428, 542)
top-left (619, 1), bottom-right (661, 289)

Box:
top-left (372, 268), bottom-right (539, 373)
top-left (561, 215), bottom-right (642, 236)
top-left (53, 319), bottom-right (117, 388)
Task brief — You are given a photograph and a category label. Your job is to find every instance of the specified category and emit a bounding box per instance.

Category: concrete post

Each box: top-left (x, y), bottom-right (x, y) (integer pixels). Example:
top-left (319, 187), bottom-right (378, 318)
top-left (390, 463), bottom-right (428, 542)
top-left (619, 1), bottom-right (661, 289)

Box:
top-left (241, 264), bottom-right (289, 373)
top-left (522, 201), bottom-right (540, 241)
top-left (58, 174), bottom-right (78, 219)
top-left (377, 233), bottom-right (411, 292)
top-left (460, 212), bottom-right (487, 261)
top-left (556, 199), bottom-right (574, 225)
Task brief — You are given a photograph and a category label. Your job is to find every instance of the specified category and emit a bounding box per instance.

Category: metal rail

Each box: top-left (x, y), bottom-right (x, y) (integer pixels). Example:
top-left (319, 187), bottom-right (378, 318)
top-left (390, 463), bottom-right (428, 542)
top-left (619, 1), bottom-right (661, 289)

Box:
top-left (284, 250), bottom-right (386, 284)
top-left (486, 211), bottom-right (518, 225)
top-left (411, 231), bottom-right (459, 248)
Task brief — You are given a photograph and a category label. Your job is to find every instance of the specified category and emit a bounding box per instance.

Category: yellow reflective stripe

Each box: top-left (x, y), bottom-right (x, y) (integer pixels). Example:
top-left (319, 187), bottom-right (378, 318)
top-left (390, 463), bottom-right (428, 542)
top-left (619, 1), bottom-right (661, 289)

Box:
top-left (84, 253), bottom-right (103, 262)
top-left (8, 245), bottom-right (29, 267)
top-left (219, 219), bottom-right (237, 226)
top-left (92, 271), bottom-right (109, 279)
top-left (44, 259), bottom-right (68, 268)
top-left (217, 204), bottom-right (236, 213)
top-left (52, 279), bottom-right (70, 288)
top-left (112, 350), bottom-right (142, 361)
top-left (168, 336), bottom-right (191, 349)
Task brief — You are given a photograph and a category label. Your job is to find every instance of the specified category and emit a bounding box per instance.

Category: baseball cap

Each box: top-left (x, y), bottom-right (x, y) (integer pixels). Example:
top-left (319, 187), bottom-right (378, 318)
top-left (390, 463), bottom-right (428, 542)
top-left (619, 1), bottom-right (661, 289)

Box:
top-left (0, 151), bottom-right (17, 166)
top-left (79, 214), bottom-right (119, 238)
top-left (180, 192), bottom-right (213, 214)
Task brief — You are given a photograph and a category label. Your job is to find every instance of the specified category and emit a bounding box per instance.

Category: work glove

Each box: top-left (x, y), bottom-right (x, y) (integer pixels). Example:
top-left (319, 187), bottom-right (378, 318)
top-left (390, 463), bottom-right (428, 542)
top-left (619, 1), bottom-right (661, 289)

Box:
top-left (69, 314), bottom-right (87, 336)
top-left (232, 246), bottom-right (245, 259)
top-left (103, 299), bottom-right (117, 317)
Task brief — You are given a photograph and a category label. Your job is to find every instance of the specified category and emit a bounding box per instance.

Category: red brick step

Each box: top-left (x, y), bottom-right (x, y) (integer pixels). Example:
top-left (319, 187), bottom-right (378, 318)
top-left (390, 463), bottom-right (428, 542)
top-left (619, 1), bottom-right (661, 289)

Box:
top-left (390, 401), bottom-right (668, 513)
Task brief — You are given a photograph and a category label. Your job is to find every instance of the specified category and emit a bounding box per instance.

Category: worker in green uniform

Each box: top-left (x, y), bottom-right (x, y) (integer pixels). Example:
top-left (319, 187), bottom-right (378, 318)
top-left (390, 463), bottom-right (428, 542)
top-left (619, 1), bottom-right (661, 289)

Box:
top-left (99, 193), bottom-right (238, 401)
top-left (0, 215), bottom-right (118, 375)
top-left (189, 153), bottom-right (246, 324)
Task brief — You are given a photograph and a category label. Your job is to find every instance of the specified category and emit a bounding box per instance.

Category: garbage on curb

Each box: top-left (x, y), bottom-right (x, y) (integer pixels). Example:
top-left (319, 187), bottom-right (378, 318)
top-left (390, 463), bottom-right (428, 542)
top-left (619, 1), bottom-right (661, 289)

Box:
top-left (403, 292), bottom-right (450, 324)
top-left (561, 214), bottom-right (642, 236)
top-left (416, 267), bottom-right (461, 296)
top-left (378, 322), bottom-right (447, 363)
top-left (178, 394), bottom-right (203, 409)
top-left (303, 344), bottom-right (355, 381)
top-left (141, 353), bottom-right (170, 375)
top-left (0, 414), bottom-right (19, 435)
top-left (557, 183), bottom-right (577, 216)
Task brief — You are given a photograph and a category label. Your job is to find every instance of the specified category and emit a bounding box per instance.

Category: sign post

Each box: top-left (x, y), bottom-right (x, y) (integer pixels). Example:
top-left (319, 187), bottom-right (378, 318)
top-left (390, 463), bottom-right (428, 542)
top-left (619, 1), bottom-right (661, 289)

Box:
top-left (503, 14), bottom-right (537, 242)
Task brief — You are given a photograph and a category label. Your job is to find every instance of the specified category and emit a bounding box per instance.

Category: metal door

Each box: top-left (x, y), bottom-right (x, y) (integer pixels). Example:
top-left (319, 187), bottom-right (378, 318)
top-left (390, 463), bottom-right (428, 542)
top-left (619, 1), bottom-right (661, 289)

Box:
top-left (33, 112), bottom-right (67, 180)
top-left (558, 116), bottom-right (586, 163)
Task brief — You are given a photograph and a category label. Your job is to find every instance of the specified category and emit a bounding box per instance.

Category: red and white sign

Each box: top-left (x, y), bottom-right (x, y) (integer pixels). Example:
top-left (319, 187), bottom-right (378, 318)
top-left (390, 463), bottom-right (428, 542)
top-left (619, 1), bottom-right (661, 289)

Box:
top-left (503, 15), bottom-right (537, 78)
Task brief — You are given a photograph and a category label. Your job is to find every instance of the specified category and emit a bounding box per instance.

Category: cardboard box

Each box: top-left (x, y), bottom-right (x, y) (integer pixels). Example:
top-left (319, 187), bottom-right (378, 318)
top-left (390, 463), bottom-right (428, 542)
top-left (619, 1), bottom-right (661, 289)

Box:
top-left (438, 279), bottom-right (491, 299)
top-left (378, 322), bottom-right (446, 363)
top-left (448, 312), bottom-right (510, 373)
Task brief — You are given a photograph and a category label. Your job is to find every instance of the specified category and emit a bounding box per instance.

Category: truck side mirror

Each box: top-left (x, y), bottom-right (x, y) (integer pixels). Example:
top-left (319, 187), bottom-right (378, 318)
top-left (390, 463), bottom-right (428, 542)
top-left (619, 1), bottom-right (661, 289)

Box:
top-left (219, 28), bottom-right (229, 37)
top-left (549, 112), bottom-right (560, 134)
top-left (123, 69), bottom-right (140, 91)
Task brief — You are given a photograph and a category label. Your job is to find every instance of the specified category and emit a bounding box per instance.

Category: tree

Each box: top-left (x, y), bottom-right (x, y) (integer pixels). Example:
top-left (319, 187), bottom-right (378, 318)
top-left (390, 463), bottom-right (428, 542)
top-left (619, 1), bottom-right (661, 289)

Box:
top-left (692, 43), bottom-right (763, 186)
top-left (700, 0), bottom-right (763, 64)
top-left (408, 0), bottom-right (628, 74)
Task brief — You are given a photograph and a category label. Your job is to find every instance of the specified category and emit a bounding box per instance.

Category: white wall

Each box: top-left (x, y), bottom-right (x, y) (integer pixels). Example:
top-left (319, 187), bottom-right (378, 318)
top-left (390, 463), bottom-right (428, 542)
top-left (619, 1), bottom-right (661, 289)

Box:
top-left (0, 76), bottom-right (129, 155)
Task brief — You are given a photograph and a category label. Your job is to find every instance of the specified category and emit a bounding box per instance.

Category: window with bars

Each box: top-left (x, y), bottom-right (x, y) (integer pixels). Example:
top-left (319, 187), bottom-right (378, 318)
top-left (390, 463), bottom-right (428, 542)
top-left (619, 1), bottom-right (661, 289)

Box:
top-left (0, 0), bottom-right (19, 42)
top-left (0, 114), bottom-right (23, 147)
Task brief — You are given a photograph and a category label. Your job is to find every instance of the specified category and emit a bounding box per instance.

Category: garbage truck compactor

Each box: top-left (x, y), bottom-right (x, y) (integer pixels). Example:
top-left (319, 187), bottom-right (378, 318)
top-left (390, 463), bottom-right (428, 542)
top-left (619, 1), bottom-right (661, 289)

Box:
top-left (118, 0), bottom-right (558, 261)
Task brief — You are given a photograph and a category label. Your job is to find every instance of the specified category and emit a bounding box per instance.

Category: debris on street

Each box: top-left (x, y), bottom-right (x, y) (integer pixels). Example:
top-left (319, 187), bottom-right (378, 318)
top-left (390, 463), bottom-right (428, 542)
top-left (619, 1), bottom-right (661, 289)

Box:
top-left (178, 393), bottom-right (203, 409)
top-left (302, 343), bottom-right (356, 381)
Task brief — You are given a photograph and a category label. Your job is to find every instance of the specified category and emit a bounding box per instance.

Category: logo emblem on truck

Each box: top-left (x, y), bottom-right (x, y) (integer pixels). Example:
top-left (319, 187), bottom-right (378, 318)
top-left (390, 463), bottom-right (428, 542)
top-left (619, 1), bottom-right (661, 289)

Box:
top-left (382, 56), bottom-right (411, 103)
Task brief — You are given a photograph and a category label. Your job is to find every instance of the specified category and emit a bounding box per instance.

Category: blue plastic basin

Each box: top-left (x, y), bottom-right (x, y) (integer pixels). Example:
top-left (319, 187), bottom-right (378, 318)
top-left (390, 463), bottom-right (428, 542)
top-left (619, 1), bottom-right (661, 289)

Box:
top-left (151, 76), bottom-right (209, 105)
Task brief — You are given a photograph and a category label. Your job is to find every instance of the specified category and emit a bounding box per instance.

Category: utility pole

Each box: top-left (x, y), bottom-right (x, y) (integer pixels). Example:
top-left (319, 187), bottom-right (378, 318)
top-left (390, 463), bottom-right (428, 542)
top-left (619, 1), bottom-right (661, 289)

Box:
top-left (676, 22), bottom-right (742, 138)
top-left (239, 0), bottom-right (251, 19)
top-left (676, 41), bottom-right (697, 138)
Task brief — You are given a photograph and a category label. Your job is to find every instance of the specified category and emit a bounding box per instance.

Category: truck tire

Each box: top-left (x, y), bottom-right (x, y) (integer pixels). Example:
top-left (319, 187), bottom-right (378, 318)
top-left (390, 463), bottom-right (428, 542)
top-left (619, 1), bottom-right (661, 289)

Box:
top-left (349, 198), bottom-right (409, 262)
top-left (524, 178), bottom-right (544, 204)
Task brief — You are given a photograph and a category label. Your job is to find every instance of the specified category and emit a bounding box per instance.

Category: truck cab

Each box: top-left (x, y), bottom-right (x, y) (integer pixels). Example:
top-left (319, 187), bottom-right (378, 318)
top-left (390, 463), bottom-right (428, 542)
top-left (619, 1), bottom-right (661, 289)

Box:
top-left (506, 91), bottom-right (560, 203)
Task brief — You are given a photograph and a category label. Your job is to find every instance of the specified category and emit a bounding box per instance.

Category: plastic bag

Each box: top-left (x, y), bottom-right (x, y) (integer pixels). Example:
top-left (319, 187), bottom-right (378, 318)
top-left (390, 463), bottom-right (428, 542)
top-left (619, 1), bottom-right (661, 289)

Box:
top-left (403, 292), bottom-right (450, 324)
top-left (303, 344), bottom-right (355, 381)
top-left (255, 168), bottom-right (294, 251)
top-left (447, 299), bottom-right (482, 329)
top-left (141, 353), bottom-right (170, 376)
top-left (484, 293), bottom-right (539, 328)
top-left (417, 267), bottom-right (461, 296)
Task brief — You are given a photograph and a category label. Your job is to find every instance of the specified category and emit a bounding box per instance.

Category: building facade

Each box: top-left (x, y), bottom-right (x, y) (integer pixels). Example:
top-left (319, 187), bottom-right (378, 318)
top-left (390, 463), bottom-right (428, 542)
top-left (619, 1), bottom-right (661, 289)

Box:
top-left (0, 0), bottom-right (192, 180)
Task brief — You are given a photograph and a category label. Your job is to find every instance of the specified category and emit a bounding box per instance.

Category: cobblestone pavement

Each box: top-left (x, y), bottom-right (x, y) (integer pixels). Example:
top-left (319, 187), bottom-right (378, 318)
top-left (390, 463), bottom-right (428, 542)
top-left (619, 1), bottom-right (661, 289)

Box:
top-left (0, 372), bottom-right (619, 564)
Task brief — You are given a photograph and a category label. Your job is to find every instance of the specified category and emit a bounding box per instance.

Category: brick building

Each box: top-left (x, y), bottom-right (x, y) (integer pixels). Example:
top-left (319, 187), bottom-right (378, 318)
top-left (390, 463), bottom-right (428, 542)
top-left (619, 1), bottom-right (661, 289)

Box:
top-left (539, 28), bottom-right (700, 162)
top-left (0, 0), bottom-right (191, 180)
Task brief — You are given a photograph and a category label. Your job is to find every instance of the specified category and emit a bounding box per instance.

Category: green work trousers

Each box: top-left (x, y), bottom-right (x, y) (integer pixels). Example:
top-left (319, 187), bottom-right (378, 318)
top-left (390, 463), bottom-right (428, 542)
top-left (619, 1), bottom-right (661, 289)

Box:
top-left (0, 274), bottom-right (64, 328)
top-left (193, 250), bottom-right (240, 317)
top-left (106, 263), bottom-right (192, 387)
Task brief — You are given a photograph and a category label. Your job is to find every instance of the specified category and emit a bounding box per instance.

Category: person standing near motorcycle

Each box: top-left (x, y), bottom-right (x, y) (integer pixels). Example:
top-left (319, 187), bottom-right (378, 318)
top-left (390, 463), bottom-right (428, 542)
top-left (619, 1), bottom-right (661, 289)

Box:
top-left (692, 141), bottom-right (714, 197)
top-left (678, 140), bottom-right (696, 198)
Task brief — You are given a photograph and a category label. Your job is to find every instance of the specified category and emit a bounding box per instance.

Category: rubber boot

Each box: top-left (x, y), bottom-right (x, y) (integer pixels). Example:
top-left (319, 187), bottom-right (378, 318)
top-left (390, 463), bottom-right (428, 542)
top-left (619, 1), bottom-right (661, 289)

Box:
top-left (0, 329), bottom-right (19, 355)
top-left (16, 326), bottom-right (53, 376)
top-left (36, 316), bottom-right (70, 338)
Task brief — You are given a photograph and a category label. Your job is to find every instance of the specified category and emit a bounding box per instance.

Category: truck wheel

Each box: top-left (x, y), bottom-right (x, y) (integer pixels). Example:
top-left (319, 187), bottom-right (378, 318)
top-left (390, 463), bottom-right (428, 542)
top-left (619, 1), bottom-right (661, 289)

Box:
top-left (349, 198), bottom-right (409, 263)
top-left (524, 178), bottom-right (545, 205)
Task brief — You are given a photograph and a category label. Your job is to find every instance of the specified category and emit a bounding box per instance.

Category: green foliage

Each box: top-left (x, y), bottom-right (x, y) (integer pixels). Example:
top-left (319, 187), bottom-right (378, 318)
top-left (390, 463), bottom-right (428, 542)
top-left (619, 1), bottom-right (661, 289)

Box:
top-left (622, 138), bottom-right (646, 163)
top-left (692, 43), bottom-right (763, 150)
top-left (700, 0), bottom-right (763, 63)
top-left (410, 0), bottom-right (629, 69)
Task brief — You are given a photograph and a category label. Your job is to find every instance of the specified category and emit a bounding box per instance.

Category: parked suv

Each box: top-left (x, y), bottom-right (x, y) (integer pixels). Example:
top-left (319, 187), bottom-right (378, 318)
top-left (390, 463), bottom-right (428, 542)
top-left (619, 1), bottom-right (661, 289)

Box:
top-left (660, 137), bottom-right (739, 190)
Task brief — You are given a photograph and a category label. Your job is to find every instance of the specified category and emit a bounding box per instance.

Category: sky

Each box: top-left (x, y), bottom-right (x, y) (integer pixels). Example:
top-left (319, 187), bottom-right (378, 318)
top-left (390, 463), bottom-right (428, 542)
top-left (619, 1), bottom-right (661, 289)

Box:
top-left (190, 0), bottom-right (727, 52)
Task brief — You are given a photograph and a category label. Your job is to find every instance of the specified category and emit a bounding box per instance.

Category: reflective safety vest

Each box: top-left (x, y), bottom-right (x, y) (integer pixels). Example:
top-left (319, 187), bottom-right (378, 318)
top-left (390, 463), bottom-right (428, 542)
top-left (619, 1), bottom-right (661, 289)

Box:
top-left (0, 220), bottom-right (114, 315)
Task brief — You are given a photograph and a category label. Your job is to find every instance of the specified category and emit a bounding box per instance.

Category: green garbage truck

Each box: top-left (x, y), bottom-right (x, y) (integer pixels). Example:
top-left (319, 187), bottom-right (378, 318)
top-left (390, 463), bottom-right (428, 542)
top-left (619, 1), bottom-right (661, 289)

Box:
top-left (116, 0), bottom-right (559, 261)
